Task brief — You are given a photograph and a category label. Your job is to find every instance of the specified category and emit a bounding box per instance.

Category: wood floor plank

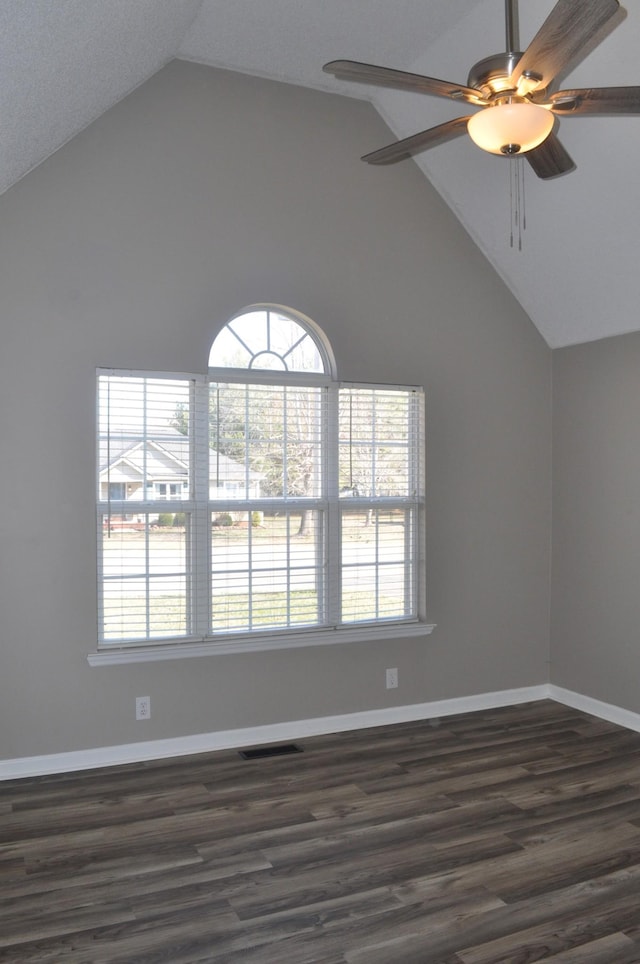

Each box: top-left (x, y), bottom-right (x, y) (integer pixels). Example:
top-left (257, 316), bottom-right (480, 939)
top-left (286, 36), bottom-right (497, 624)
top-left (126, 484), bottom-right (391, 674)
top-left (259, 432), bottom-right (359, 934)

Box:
top-left (455, 890), bottom-right (640, 963)
top-left (223, 833), bottom-right (522, 921)
top-left (543, 932), bottom-right (640, 963)
top-left (2, 700), bottom-right (640, 962)
top-left (347, 870), bottom-right (640, 963)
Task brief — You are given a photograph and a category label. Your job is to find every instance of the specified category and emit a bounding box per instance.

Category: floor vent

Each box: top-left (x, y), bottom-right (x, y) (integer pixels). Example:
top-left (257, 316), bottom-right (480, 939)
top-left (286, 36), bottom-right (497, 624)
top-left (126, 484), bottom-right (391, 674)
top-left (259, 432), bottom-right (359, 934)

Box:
top-left (239, 743), bottom-right (303, 760)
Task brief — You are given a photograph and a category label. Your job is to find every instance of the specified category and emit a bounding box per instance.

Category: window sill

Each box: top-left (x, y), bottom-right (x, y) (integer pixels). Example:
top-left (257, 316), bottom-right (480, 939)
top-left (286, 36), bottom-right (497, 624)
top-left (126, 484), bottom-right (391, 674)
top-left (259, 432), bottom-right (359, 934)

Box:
top-left (87, 622), bottom-right (436, 666)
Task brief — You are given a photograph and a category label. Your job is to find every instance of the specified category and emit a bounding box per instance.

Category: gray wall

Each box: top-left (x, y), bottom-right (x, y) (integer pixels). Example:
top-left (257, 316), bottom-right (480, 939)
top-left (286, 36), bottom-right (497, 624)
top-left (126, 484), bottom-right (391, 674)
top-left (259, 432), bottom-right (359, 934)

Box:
top-left (552, 332), bottom-right (640, 713)
top-left (0, 61), bottom-right (551, 759)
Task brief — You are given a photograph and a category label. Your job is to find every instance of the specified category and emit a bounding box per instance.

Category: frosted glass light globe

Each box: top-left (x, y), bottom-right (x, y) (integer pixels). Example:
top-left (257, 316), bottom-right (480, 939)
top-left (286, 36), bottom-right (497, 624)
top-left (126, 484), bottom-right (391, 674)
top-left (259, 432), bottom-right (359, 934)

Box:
top-left (467, 102), bottom-right (554, 155)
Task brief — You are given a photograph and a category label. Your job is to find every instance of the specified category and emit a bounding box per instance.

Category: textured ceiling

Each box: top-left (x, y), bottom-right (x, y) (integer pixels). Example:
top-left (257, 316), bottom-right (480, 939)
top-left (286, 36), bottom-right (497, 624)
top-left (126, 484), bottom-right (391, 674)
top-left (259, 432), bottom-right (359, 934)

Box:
top-left (3, 0), bottom-right (639, 348)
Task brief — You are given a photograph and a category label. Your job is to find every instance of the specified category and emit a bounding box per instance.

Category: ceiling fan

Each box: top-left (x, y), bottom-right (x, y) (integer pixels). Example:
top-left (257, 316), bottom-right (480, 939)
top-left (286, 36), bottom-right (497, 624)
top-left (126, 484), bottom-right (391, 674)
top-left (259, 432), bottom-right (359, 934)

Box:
top-left (323, 0), bottom-right (640, 178)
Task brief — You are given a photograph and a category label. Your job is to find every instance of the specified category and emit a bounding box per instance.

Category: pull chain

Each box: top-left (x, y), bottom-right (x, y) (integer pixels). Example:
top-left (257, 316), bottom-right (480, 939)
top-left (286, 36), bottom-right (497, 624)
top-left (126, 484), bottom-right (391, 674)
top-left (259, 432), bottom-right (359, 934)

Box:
top-left (509, 156), bottom-right (526, 250)
top-left (519, 155), bottom-right (526, 234)
top-left (509, 158), bottom-right (514, 248)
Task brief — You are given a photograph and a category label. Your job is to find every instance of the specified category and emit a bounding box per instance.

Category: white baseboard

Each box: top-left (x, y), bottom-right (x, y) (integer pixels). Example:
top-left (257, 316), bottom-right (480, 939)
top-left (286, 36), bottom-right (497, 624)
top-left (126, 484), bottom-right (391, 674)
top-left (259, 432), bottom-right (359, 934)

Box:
top-left (549, 684), bottom-right (640, 734)
top-left (0, 684), bottom-right (549, 781)
top-left (5, 683), bottom-right (640, 781)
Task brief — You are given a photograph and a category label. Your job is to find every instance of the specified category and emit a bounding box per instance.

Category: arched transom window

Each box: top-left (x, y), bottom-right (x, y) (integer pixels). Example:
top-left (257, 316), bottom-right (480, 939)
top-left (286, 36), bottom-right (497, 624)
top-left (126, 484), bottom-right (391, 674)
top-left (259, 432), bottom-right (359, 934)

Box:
top-left (209, 305), bottom-right (332, 375)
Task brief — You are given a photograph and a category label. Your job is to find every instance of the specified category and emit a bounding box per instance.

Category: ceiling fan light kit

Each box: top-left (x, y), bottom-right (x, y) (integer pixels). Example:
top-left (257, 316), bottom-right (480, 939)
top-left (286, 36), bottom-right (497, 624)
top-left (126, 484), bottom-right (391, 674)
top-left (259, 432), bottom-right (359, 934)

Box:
top-left (323, 0), bottom-right (640, 179)
top-left (467, 100), bottom-right (554, 155)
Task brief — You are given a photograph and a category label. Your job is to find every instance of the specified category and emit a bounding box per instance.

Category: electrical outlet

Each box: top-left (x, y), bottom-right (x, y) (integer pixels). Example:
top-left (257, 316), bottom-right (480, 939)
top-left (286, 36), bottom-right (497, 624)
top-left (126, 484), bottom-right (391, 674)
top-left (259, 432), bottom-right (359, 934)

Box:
top-left (136, 696), bottom-right (151, 720)
top-left (386, 668), bottom-right (398, 689)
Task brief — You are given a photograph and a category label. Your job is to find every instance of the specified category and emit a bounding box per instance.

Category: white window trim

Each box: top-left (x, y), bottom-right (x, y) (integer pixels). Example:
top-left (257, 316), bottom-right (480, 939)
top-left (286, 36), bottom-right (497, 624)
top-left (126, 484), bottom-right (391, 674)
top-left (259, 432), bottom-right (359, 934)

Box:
top-left (88, 621), bottom-right (436, 665)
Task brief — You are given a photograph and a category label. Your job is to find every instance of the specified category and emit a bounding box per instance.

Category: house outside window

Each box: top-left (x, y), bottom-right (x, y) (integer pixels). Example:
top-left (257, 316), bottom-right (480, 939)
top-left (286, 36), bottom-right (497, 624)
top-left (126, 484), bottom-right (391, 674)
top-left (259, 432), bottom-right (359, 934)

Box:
top-left (96, 305), bottom-right (425, 655)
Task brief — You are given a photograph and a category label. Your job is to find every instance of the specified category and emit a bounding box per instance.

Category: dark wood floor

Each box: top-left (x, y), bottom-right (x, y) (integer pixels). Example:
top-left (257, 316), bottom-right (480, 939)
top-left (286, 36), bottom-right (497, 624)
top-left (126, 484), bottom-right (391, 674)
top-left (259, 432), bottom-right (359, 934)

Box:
top-left (3, 701), bottom-right (640, 963)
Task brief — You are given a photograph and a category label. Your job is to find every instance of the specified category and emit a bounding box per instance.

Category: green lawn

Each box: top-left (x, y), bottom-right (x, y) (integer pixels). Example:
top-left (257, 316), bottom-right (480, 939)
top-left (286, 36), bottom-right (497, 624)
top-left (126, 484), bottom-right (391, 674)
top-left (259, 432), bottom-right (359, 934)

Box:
top-left (103, 588), bottom-right (406, 640)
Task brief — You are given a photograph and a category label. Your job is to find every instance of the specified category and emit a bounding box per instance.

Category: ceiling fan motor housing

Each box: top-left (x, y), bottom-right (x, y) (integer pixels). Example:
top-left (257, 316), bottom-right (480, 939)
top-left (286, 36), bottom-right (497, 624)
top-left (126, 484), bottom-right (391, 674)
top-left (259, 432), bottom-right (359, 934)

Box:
top-left (467, 52), bottom-right (524, 98)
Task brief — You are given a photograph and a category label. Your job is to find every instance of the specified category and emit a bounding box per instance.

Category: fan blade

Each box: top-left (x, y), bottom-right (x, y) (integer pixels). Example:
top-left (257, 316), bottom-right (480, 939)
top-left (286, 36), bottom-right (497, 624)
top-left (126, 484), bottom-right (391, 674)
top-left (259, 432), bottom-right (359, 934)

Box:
top-left (323, 60), bottom-right (486, 106)
top-left (525, 132), bottom-right (575, 179)
top-left (362, 116), bottom-right (471, 165)
top-left (510, 0), bottom-right (619, 92)
top-left (546, 86), bottom-right (640, 114)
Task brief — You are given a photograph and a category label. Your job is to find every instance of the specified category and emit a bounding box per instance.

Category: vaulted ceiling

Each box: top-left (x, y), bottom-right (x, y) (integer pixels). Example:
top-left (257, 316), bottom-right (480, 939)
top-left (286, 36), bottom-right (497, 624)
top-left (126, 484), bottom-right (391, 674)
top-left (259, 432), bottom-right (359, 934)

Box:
top-left (5, 0), bottom-right (640, 347)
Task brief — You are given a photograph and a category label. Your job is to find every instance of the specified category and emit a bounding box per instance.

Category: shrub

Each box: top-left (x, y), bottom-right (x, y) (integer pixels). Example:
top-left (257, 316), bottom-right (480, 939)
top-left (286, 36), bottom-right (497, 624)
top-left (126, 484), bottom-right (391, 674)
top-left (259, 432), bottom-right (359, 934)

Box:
top-left (172, 512), bottom-right (186, 527)
top-left (213, 512), bottom-right (234, 527)
top-left (157, 513), bottom-right (173, 527)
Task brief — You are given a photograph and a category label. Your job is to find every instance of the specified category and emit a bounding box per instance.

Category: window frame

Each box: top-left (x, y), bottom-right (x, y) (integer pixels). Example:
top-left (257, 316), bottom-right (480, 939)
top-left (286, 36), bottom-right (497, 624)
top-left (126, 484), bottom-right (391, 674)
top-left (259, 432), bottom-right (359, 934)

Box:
top-left (91, 322), bottom-right (433, 666)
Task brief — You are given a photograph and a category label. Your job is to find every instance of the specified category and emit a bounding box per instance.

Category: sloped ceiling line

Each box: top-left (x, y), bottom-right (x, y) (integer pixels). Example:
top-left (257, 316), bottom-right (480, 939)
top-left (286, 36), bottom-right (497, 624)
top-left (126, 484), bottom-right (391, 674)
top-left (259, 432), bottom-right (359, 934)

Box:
top-left (2, 0), bottom-right (639, 348)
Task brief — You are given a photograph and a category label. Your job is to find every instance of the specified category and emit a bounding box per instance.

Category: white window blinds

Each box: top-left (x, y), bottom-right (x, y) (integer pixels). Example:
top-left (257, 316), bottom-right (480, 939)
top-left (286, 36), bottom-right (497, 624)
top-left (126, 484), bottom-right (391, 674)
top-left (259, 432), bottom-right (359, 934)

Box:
top-left (97, 371), bottom-right (423, 648)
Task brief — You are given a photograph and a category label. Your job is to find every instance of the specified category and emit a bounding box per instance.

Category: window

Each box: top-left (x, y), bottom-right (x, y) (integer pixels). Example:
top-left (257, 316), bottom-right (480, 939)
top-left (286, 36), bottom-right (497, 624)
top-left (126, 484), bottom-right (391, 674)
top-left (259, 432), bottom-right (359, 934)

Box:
top-left (108, 482), bottom-right (126, 501)
top-left (155, 483), bottom-right (182, 499)
top-left (96, 306), bottom-right (426, 657)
